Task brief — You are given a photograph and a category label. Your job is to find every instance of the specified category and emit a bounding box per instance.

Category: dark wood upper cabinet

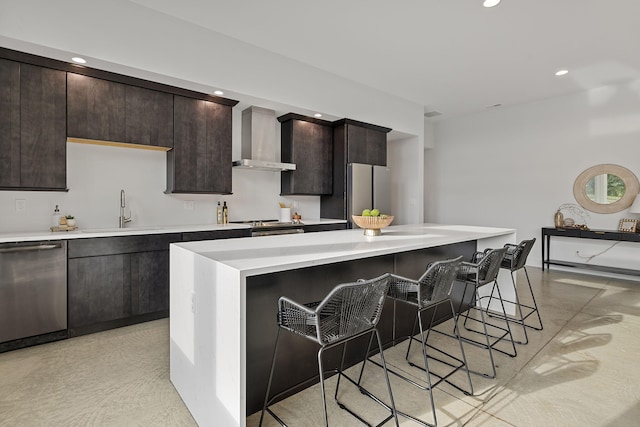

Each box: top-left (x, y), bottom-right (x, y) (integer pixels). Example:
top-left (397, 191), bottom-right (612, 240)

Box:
top-left (0, 58), bottom-right (21, 187)
top-left (279, 113), bottom-right (333, 195)
top-left (125, 85), bottom-right (173, 148)
top-left (166, 95), bottom-right (233, 194)
top-left (67, 74), bottom-right (173, 148)
top-left (321, 119), bottom-right (391, 220)
top-left (20, 64), bottom-right (67, 189)
top-left (1, 47), bottom-right (240, 192)
top-left (0, 59), bottom-right (66, 190)
top-left (67, 73), bottom-right (125, 142)
top-left (343, 120), bottom-right (388, 166)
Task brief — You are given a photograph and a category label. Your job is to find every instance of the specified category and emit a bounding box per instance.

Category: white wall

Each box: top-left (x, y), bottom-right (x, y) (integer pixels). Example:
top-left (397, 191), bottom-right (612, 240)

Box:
top-left (0, 0), bottom-right (425, 232)
top-left (426, 79), bottom-right (640, 272)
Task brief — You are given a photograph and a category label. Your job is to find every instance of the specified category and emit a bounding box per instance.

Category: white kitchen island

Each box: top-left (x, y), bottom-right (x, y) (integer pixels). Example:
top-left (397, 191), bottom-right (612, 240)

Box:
top-left (169, 223), bottom-right (516, 426)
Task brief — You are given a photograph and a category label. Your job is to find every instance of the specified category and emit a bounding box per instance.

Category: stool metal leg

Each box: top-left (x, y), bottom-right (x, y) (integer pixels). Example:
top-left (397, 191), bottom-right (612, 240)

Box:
top-left (491, 281), bottom-right (517, 357)
top-left (335, 330), bottom-right (400, 427)
top-left (522, 266), bottom-right (544, 331)
top-left (456, 285), bottom-right (498, 379)
top-left (448, 299), bottom-right (474, 396)
top-left (461, 280), bottom-right (517, 358)
top-left (487, 266), bottom-right (543, 344)
top-left (318, 347), bottom-right (329, 426)
top-left (416, 308), bottom-right (437, 427)
top-left (487, 270), bottom-right (530, 345)
top-left (260, 328), bottom-right (285, 427)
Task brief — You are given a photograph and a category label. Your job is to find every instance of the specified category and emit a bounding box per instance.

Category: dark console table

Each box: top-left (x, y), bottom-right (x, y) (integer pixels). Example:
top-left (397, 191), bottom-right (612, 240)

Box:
top-left (542, 227), bottom-right (640, 276)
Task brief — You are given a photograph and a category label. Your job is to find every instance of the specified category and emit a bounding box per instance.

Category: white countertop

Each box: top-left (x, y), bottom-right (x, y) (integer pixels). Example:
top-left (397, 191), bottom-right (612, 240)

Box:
top-left (174, 223), bottom-right (515, 276)
top-left (0, 218), bottom-right (346, 243)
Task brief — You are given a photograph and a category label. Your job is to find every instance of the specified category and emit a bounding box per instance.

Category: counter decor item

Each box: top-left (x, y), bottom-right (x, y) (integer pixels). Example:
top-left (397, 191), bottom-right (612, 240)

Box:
top-left (51, 205), bottom-right (61, 227)
top-left (554, 203), bottom-right (590, 230)
top-left (216, 202), bottom-right (223, 224)
top-left (222, 201), bottom-right (229, 224)
top-left (618, 218), bottom-right (638, 233)
top-left (50, 224), bottom-right (78, 232)
top-left (279, 207), bottom-right (291, 223)
top-left (553, 209), bottom-right (563, 228)
top-left (50, 215), bottom-right (77, 231)
top-left (351, 215), bottom-right (394, 236)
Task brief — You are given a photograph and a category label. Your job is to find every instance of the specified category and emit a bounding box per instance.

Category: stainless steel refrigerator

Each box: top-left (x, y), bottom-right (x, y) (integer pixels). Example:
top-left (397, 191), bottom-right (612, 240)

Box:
top-left (347, 163), bottom-right (391, 226)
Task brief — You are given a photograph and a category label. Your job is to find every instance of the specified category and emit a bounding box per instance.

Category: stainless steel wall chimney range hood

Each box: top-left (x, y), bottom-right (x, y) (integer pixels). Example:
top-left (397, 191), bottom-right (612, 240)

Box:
top-left (232, 106), bottom-right (296, 171)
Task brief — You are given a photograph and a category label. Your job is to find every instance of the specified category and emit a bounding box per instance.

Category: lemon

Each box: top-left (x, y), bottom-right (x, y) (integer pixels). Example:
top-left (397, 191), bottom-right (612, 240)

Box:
top-left (361, 209), bottom-right (371, 216)
top-left (370, 209), bottom-right (380, 217)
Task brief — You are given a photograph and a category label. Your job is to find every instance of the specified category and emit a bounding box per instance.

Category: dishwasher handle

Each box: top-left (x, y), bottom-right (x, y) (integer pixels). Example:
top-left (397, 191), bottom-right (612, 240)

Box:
top-left (0, 242), bottom-right (64, 253)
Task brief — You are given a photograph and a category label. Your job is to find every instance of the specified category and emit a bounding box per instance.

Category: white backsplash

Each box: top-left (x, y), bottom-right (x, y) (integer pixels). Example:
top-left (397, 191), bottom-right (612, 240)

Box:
top-left (0, 142), bottom-right (320, 233)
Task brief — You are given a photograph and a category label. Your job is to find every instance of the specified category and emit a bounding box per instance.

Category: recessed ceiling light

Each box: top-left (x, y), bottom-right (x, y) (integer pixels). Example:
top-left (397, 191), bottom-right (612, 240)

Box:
top-left (314, 113), bottom-right (322, 118)
top-left (555, 69), bottom-right (569, 76)
top-left (71, 57), bottom-right (86, 64)
top-left (214, 90), bottom-right (224, 96)
top-left (483, 0), bottom-right (501, 7)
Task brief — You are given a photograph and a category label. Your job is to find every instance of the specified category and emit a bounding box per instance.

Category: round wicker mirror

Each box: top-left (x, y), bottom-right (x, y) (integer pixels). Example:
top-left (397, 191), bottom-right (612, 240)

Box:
top-left (573, 164), bottom-right (639, 213)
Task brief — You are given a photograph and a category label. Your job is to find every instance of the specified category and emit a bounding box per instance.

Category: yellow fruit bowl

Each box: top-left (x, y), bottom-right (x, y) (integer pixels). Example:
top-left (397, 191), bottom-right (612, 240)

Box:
top-left (351, 215), bottom-right (394, 236)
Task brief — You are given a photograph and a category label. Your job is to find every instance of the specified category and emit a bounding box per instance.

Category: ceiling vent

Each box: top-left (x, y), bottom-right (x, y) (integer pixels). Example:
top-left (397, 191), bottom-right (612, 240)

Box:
top-left (424, 110), bottom-right (443, 118)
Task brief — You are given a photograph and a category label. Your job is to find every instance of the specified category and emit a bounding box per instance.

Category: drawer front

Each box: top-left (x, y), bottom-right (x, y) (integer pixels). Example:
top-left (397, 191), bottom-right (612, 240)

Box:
top-left (544, 227), bottom-right (580, 237)
top-left (579, 230), bottom-right (621, 240)
top-left (182, 229), bottom-right (251, 242)
top-left (68, 233), bottom-right (181, 258)
top-left (620, 232), bottom-right (640, 242)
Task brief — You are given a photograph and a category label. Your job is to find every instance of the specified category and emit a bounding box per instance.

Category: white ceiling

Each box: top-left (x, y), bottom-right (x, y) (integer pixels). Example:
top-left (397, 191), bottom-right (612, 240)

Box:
top-left (128, 0), bottom-right (640, 121)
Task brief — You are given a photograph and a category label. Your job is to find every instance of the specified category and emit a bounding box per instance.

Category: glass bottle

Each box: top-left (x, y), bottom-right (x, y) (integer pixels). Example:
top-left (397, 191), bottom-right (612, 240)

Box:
top-left (222, 201), bottom-right (228, 224)
top-left (216, 202), bottom-right (223, 224)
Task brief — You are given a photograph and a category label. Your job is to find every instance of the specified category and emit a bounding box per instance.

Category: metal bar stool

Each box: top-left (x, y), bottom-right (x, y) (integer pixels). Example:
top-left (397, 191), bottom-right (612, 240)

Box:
top-left (456, 247), bottom-right (516, 379)
top-left (260, 273), bottom-right (399, 427)
top-left (368, 256), bottom-right (473, 427)
top-left (487, 238), bottom-right (542, 345)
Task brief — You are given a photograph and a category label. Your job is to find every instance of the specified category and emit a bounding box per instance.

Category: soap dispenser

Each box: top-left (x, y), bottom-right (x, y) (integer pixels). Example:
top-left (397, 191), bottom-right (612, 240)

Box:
top-left (51, 205), bottom-right (61, 227)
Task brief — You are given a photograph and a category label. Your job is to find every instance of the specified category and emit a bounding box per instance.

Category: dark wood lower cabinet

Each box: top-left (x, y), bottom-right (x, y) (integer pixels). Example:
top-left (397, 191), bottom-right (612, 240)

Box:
top-left (67, 230), bottom-right (250, 336)
top-left (67, 234), bottom-right (180, 336)
top-left (131, 250), bottom-right (169, 315)
top-left (68, 254), bottom-right (131, 330)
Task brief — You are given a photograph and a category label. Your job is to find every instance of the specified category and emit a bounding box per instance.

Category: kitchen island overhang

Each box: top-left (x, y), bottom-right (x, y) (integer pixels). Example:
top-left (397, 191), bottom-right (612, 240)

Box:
top-left (169, 223), bottom-right (516, 427)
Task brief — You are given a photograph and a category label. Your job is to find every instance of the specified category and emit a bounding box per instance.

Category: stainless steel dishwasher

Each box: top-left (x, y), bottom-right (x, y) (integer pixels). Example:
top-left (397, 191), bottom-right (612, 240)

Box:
top-left (0, 240), bottom-right (67, 348)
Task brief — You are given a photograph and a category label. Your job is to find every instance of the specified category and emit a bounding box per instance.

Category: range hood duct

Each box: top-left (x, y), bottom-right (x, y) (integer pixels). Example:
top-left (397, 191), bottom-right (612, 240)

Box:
top-left (232, 106), bottom-right (296, 171)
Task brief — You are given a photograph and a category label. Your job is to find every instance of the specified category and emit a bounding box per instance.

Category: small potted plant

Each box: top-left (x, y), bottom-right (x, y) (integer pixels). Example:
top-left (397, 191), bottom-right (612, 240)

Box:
top-left (65, 215), bottom-right (76, 227)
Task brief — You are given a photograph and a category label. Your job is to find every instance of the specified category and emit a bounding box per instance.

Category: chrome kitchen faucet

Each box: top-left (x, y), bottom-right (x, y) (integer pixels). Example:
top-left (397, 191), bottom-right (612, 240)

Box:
top-left (119, 189), bottom-right (132, 228)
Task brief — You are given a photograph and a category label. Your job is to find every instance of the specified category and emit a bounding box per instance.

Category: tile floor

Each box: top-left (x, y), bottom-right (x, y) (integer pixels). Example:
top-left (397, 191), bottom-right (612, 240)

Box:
top-left (1, 267), bottom-right (639, 426)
